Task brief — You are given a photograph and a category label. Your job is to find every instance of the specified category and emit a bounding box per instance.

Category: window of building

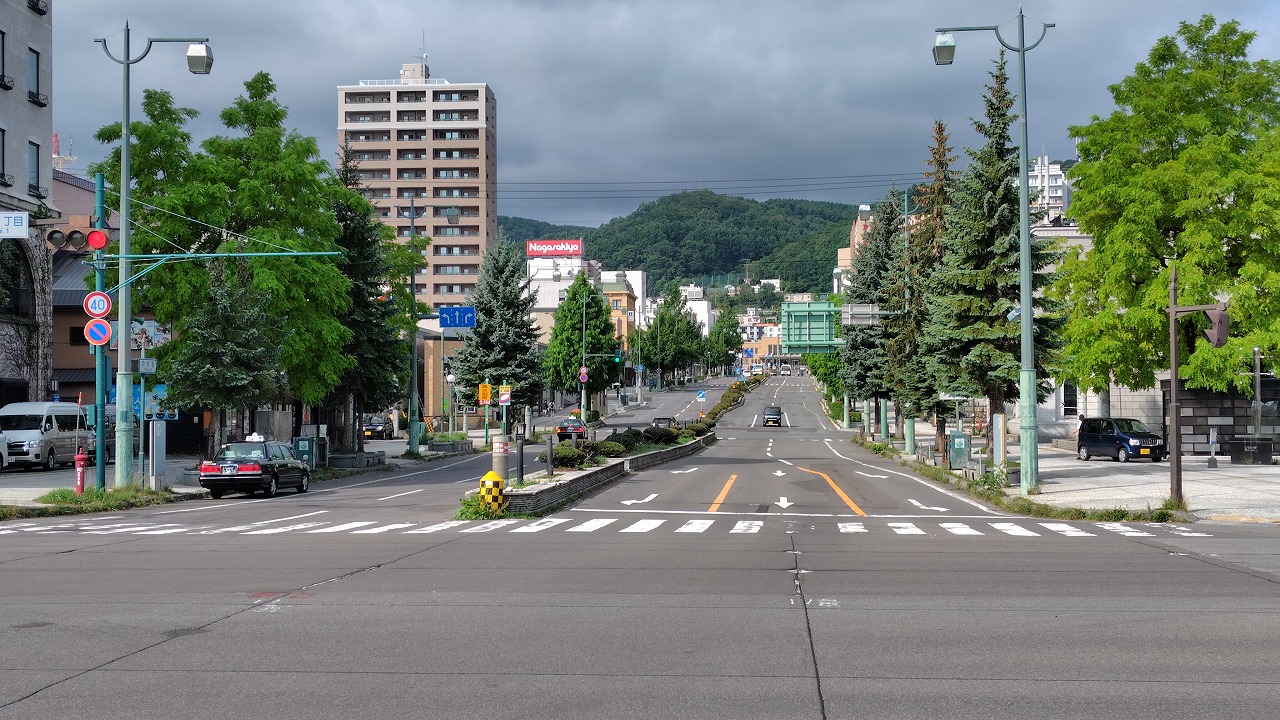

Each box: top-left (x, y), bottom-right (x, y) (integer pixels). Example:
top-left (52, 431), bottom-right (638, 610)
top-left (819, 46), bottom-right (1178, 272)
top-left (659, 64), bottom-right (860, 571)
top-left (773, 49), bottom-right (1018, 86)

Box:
top-left (0, 128), bottom-right (8, 185)
top-left (613, 299), bottom-right (621, 310)
top-left (1061, 382), bottom-right (1078, 418)
top-left (27, 141), bottom-right (40, 191)
top-left (27, 48), bottom-right (39, 94)
top-left (69, 326), bottom-right (90, 346)
top-left (0, 240), bottom-right (35, 319)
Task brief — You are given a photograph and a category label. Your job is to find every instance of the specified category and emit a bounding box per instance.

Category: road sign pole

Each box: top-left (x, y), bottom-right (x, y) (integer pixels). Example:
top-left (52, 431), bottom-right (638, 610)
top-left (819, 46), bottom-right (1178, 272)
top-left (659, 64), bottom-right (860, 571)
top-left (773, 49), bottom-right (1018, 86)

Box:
top-left (93, 173), bottom-right (108, 489)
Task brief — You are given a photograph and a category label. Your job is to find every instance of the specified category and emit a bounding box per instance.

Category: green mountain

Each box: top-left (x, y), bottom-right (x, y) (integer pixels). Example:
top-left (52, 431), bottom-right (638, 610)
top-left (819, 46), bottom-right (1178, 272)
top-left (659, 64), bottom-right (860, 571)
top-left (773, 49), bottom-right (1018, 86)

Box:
top-left (500, 190), bottom-right (860, 295)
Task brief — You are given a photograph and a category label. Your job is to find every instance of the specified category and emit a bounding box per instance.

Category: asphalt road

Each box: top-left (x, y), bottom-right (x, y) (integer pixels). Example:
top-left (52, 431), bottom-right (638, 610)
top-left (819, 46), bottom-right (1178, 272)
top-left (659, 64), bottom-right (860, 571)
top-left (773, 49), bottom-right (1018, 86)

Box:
top-left (2, 378), bottom-right (1278, 719)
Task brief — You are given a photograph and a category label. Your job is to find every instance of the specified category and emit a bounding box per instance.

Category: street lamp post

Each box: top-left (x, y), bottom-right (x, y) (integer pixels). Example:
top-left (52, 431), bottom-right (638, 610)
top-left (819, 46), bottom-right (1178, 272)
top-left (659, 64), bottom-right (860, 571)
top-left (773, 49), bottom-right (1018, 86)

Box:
top-left (97, 22), bottom-right (212, 488)
top-left (934, 9), bottom-right (1053, 495)
top-left (406, 197), bottom-right (425, 454)
top-left (445, 373), bottom-right (457, 434)
top-left (580, 293), bottom-right (588, 416)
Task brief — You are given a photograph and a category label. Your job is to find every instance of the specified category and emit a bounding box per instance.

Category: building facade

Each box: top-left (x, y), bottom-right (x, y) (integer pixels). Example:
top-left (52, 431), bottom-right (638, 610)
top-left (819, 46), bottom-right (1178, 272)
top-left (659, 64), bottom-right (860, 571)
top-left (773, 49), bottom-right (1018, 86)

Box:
top-left (336, 61), bottom-right (497, 311)
top-left (0, 0), bottom-right (56, 406)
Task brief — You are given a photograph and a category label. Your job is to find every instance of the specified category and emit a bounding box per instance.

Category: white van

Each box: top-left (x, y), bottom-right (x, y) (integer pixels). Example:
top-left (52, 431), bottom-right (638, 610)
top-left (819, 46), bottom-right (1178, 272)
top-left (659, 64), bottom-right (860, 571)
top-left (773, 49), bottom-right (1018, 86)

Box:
top-left (0, 402), bottom-right (92, 471)
top-left (779, 364), bottom-right (792, 376)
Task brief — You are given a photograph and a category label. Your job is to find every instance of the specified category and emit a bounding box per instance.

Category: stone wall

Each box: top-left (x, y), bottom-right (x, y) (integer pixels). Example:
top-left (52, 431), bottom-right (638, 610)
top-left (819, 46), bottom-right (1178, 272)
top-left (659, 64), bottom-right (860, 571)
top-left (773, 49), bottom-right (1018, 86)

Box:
top-left (1161, 378), bottom-right (1279, 453)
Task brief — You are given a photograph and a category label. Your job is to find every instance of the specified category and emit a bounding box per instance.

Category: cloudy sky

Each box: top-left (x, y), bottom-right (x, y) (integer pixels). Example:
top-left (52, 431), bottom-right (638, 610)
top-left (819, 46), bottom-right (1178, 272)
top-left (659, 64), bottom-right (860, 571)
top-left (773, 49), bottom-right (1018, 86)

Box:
top-left (51, 0), bottom-right (1280, 227)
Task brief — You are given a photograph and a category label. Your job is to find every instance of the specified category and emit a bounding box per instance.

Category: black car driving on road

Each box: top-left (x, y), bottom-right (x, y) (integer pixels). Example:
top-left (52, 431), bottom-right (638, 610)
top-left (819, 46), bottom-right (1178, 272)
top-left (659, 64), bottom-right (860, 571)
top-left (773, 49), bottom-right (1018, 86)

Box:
top-left (762, 406), bottom-right (783, 427)
top-left (198, 435), bottom-right (310, 499)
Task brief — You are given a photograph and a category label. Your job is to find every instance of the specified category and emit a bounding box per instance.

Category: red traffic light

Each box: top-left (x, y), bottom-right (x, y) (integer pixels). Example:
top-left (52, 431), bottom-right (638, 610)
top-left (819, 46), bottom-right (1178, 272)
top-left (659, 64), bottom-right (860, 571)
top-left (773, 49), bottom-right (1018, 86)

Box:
top-left (86, 229), bottom-right (109, 250)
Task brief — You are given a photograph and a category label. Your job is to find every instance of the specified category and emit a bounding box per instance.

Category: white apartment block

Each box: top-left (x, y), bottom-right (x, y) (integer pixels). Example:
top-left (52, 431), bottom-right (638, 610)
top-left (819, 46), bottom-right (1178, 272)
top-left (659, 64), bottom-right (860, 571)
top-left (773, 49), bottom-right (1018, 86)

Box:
top-left (1030, 154), bottom-right (1069, 221)
top-left (337, 61), bottom-right (497, 309)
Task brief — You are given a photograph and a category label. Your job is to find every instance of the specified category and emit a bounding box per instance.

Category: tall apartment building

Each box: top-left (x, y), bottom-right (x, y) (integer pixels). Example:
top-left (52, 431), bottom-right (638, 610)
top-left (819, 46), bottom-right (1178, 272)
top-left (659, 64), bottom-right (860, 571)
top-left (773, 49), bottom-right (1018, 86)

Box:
top-left (0, 0), bottom-right (57, 406)
top-left (336, 61), bottom-right (497, 309)
top-left (1029, 154), bottom-right (1069, 221)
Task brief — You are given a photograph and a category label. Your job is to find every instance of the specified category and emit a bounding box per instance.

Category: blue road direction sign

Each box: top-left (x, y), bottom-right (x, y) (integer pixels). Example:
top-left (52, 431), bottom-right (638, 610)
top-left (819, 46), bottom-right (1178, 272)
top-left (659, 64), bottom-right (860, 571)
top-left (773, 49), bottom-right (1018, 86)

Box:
top-left (439, 306), bottom-right (477, 328)
top-left (84, 318), bottom-right (112, 346)
top-left (697, 391), bottom-right (706, 401)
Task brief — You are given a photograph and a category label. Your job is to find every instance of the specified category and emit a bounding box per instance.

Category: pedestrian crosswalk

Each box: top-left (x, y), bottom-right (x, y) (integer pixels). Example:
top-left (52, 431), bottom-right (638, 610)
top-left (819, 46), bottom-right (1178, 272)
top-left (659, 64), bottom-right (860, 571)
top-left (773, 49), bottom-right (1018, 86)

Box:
top-left (0, 516), bottom-right (1215, 540)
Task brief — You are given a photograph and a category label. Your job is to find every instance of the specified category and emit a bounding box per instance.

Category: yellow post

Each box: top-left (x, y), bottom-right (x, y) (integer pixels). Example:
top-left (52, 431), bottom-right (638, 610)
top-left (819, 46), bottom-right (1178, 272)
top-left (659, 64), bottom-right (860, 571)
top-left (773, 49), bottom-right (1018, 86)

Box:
top-left (478, 470), bottom-right (507, 513)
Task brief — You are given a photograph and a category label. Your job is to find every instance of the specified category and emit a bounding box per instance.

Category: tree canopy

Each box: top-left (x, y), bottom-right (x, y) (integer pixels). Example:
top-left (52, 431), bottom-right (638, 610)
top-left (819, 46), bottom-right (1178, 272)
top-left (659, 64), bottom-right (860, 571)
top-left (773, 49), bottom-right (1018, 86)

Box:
top-left (1059, 15), bottom-right (1280, 393)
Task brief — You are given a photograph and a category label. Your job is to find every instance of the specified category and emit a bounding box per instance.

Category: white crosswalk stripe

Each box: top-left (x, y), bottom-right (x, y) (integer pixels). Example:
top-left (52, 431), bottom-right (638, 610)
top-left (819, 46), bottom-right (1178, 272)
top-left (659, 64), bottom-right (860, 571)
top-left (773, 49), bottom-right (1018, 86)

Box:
top-left (990, 522), bottom-right (1039, 536)
top-left (1040, 522), bottom-right (1095, 537)
top-left (941, 522), bottom-right (983, 535)
top-left (676, 519), bottom-right (715, 533)
top-left (0, 517), bottom-right (1215, 540)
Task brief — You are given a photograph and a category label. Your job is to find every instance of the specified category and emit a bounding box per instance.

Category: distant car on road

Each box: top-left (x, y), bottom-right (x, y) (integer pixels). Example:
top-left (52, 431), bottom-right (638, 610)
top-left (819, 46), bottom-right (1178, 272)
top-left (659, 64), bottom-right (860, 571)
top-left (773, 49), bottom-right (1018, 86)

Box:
top-left (649, 416), bottom-right (676, 429)
top-left (762, 406), bottom-right (783, 427)
top-left (363, 413), bottom-right (393, 440)
top-left (779, 364), bottom-right (792, 376)
top-left (198, 434), bottom-right (310, 499)
top-left (555, 418), bottom-right (586, 441)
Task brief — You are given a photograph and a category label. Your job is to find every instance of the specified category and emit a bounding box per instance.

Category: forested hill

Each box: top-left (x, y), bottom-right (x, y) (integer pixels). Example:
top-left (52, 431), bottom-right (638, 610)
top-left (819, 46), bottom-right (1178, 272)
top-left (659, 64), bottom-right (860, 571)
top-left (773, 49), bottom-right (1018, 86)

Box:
top-left (499, 190), bottom-right (859, 295)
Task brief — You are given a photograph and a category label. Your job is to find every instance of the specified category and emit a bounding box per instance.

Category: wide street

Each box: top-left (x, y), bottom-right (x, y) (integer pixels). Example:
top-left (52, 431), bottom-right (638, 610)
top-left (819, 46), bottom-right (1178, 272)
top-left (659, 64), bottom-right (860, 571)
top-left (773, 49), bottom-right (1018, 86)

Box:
top-left (1, 378), bottom-right (1278, 719)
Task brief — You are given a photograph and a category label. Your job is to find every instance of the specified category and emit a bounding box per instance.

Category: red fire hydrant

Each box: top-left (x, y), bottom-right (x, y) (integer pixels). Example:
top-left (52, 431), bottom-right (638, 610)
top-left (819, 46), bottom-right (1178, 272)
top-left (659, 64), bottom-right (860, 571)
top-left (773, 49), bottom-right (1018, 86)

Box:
top-left (74, 447), bottom-right (89, 495)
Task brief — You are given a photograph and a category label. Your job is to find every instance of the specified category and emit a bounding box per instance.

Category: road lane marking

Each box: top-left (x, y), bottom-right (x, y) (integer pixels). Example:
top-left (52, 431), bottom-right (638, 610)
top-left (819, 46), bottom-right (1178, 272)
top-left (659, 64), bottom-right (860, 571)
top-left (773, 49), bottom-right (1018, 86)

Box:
top-left (244, 522), bottom-right (330, 535)
top-left (730, 520), bottom-right (763, 533)
top-left (567, 518), bottom-right (617, 532)
top-left (308, 522), bottom-right (379, 533)
top-left (940, 522), bottom-right (983, 535)
top-left (196, 511), bottom-right (329, 534)
top-left (797, 467), bottom-right (867, 516)
top-left (620, 519), bottom-right (665, 533)
top-left (990, 522), bottom-right (1039, 536)
top-left (888, 522), bottom-right (926, 535)
top-left (352, 523), bottom-right (417, 534)
top-left (377, 489), bottom-right (425, 501)
top-left (511, 518), bottom-right (572, 533)
top-left (822, 441), bottom-right (998, 514)
top-left (1096, 522), bottom-right (1153, 537)
top-left (838, 522), bottom-right (867, 533)
top-left (708, 474), bottom-right (737, 512)
top-left (676, 519), bottom-right (715, 533)
top-left (462, 519), bottom-right (520, 533)
top-left (1040, 523), bottom-right (1095, 537)
top-left (403, 520), bottom-right (468, 533)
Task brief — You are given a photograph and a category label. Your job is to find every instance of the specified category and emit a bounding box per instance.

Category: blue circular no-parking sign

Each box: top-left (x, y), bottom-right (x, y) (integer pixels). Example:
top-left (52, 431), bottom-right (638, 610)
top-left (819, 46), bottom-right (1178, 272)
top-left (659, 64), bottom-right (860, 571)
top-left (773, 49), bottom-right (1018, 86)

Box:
top-left (84, 318), bottom-right (112, 346)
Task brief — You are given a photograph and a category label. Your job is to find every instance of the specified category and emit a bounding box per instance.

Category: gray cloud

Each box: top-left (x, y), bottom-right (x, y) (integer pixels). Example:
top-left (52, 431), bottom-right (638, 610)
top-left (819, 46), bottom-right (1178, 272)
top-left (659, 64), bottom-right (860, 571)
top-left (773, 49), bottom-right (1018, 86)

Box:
top-left (52, 0), bottom-right (1280, 227)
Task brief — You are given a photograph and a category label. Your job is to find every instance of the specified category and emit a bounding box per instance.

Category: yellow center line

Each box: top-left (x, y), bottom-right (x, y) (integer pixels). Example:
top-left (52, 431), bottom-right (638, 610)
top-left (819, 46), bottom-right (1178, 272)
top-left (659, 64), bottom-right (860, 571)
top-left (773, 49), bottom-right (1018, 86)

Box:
top-left (798, 466), bottom-right (867, 516)
top-left (708, 474), bottom-right (737, 512)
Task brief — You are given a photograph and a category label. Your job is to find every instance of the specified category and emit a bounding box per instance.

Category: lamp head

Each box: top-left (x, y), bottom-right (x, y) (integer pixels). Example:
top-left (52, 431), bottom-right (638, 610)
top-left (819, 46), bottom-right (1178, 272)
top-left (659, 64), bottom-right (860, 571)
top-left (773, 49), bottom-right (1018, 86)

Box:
top-left (933, 33), bottom-right (956, 65)
top-left (186, 43), bottom-right (214, 74)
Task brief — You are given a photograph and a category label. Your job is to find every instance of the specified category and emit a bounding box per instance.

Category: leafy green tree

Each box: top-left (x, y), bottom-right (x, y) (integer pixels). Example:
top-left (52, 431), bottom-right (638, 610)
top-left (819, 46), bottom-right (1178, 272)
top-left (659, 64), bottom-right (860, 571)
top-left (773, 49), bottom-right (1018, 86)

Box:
top-left (451, 232), bottom-right (544, 422)
top-left (1059, 15), bottom-right (1280, 393)
top-left (161, 268), bottom-right (284, 451)
top-left (645, 289), bottom-right (703, 381)
top-left (803, 351), bottom-right (842, 397)
top-left (542, 272), bottom-right (619, 410)
top-left (92, 74), bottom-right (352, 407)
top-left (325, 142), bottom-right (408, 451)
top-left (841, 191), bottom-right (900, 405)
top-left (704, 313), bottom-right (743, 371)
top-left (920, 52), bottom-right (1062, 415)
top-left (884, 121), bottom-right (957, 442)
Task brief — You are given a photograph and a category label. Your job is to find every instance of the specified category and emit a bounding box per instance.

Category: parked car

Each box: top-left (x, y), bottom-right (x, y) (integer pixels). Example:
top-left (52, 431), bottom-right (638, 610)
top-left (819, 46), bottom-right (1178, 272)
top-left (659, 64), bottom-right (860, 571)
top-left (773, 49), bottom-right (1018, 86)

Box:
top-left (1078, 417), bottom-right (1165, 462)
top-left (198, 434), bottom-right (310, 499)
top-left (763, 406), bottom-right (783, 427)
top-left (555, 418), bottom-right (586, 441)
top-left (779, 364), bottom-right (792, 377)
top-left (0, 401), bottom-right (92, 471)
top-left (649, 416), bottom-right (676, 429)
top-left (363, 413), bottom-right (393, 440)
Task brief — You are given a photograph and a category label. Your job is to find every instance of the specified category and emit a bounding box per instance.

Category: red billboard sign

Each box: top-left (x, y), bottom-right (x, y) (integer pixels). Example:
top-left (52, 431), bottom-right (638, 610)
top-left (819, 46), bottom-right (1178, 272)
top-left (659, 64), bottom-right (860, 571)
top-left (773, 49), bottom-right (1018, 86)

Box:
top-left (526, 238), bottom-right (583, 257)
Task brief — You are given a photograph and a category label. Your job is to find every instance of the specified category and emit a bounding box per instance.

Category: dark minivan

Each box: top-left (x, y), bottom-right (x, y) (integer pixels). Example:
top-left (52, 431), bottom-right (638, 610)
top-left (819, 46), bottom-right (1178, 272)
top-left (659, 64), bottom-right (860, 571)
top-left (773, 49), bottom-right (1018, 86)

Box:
top-left (1078, 417), bottom-right (1165, 463)
top-left (763, 406), bottom-right (783, 427)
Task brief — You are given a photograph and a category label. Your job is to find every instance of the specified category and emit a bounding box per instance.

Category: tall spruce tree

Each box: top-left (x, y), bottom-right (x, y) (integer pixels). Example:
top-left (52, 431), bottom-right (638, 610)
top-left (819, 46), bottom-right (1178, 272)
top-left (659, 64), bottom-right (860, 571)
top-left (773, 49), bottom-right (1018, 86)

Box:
top-left (840, 191), bottom-right (901, 406)
top-left (452, 232), bottom-right (544, 421)
top-left (326, 142), bottom-right (408, 451)
top-left (921, 52), bottom-right (1062, 416)
top-left (884, 121), bottom-right (956, 444)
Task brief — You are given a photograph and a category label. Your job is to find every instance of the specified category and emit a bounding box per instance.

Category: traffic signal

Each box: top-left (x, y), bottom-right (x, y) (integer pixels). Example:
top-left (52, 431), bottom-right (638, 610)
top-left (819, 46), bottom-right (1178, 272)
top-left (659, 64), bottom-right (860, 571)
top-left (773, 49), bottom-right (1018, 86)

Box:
top-left (46, 226), bottom-right (109, 251)
top-left (1204, 308), bottom-right (1229, 348)
top-left (613, 349), bottom-right (622, 362)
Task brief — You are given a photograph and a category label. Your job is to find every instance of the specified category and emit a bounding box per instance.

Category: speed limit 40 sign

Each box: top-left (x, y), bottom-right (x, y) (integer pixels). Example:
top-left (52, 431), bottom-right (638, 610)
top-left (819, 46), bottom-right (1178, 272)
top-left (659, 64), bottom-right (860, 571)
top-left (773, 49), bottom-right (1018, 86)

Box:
top-left (83, 291), bottom-right (112, 318)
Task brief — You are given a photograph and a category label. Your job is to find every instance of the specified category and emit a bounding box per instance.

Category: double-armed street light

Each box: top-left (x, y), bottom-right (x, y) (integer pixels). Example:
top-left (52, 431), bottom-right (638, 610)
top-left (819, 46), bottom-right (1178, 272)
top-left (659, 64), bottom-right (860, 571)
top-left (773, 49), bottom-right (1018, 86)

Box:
top-left (97, 22), bottom-right (212, 488)
top-left (933, 9), bottom-right (1053, 495)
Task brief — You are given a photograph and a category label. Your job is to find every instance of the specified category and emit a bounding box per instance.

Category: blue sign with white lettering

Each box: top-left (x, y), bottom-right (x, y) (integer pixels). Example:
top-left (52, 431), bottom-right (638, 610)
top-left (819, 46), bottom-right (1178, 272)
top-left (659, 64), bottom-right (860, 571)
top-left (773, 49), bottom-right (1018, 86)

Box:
top-left (439, 306), bottom-right (477, 328)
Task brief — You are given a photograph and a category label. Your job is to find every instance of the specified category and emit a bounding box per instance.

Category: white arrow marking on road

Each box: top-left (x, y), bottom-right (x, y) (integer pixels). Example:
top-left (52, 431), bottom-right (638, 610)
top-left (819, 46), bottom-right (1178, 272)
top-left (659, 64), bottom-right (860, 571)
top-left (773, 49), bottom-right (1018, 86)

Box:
top-left (776, 497), bottom-right (793, 508)
top-left (773, 470), bottom-right (786, 476)
top-left (670, 468), bottom-right (698, 474)
top-left (909, 499), bottom-right (948, 512)
top-left (622, 493), bottom-right (659, 505)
